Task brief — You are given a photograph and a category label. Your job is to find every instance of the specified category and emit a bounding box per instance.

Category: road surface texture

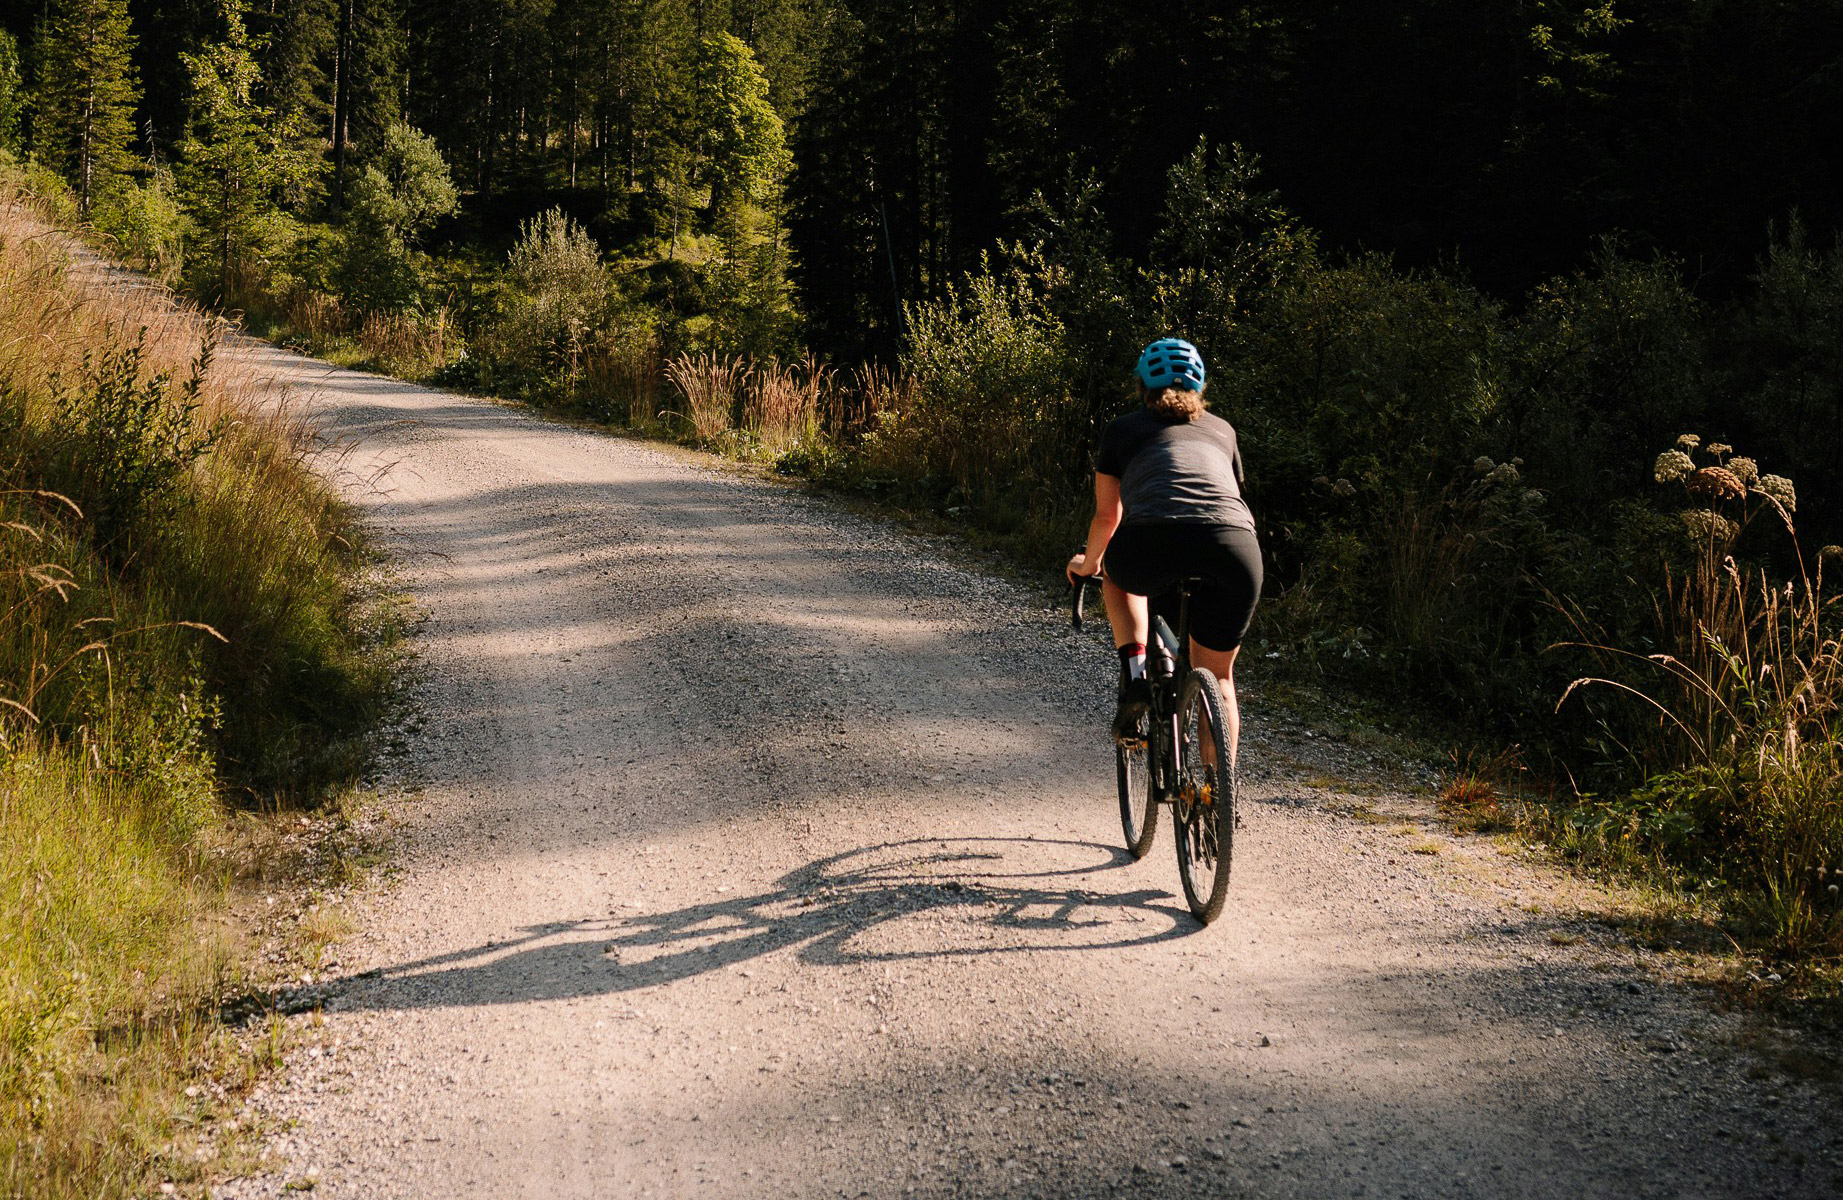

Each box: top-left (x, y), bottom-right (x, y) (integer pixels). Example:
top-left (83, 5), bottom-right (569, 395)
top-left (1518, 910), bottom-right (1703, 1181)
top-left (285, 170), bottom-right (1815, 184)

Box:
top-left (217, 340), bottom-right (1840, 1199)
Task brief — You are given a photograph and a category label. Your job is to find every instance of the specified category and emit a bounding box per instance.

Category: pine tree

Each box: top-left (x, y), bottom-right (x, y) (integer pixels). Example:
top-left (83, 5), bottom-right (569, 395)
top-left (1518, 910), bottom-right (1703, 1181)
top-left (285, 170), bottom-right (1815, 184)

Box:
top-left (178, 0), bottom-right (310, 300)
top-left (31, 0), bottom-right (141, 211)
top-left (255, 0), bottom-right (339, 209)
top-left (0, 29), bottom-right (25, 156)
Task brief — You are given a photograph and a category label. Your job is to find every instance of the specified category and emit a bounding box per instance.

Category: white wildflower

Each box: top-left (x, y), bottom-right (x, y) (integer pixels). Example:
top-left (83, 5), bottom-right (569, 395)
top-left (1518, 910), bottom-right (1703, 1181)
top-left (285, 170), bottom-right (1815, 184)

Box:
top-left (1653, 450), bottom-right (1695, 484)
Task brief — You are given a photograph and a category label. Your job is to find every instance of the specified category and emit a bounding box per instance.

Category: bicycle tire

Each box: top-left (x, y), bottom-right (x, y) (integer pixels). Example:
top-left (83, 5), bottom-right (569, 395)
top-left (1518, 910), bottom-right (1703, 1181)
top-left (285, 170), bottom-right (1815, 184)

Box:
top-left (1116, 708), bottom-right (1158, 859)
top-left (1174, 668), bottom-right (1234, 924)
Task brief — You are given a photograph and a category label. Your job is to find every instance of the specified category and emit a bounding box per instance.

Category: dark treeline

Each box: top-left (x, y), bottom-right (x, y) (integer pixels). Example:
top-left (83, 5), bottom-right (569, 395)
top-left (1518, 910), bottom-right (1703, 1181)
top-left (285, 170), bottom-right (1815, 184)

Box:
top-left (5, 2), bottom-right (1841, 349)
top-left (794, 0), bottom-right (1843, 360)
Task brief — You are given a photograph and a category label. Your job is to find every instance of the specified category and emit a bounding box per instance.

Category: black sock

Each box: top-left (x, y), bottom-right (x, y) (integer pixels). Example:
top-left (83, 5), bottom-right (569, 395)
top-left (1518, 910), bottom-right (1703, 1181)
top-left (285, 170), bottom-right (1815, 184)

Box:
top-left (1118, 642), bottom-right (1146, 681)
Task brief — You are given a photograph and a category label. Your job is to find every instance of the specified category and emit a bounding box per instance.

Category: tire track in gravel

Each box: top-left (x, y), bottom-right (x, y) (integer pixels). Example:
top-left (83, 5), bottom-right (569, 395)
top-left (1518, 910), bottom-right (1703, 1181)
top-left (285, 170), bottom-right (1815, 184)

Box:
top-left (217, 339), bottom-right (1842, 1200)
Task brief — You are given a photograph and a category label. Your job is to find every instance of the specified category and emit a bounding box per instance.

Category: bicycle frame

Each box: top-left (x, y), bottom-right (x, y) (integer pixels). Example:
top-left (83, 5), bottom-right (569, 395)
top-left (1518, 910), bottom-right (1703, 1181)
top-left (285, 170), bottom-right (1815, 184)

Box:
top-left (1074, 573), bottom-right (1199, 805)
top-left (1071, 568), bottom-right (1236, 922)
top-left (1145, 586), bottom-right (1199, 804)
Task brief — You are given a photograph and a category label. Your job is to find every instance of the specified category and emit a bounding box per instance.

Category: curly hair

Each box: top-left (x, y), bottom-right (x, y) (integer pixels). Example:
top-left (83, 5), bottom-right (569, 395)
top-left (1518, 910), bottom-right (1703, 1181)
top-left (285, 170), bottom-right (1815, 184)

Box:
top-left (1142, 383), bottom-right (1207, 422)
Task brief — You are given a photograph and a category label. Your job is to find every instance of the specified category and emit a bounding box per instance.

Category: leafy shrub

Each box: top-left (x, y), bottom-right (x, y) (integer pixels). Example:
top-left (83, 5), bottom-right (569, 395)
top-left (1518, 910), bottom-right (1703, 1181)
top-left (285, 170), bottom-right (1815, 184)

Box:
top-left (88, 169), bottom-right (189, 285)
top-left (1226, 252), bottom-right (1505, 510)
top-left (46, 331), bottom-right (226, 554)
top-left (1142, 139), bottom-right (1312, 348)
top-left (479, 208), bottom-right (645, 404)
top-left (1729, 218), bottom-right (1843, 548)
top-left (335, 123), bottom-right (458, 312)
top-left (1509, 243), bottom-right (1709, 526)
top-left (883, 265), bottom-right (1083, 536)
top-left (0, 152), bottom-right (78, 226)
top-left (0, 31), bottom-right (22, 157)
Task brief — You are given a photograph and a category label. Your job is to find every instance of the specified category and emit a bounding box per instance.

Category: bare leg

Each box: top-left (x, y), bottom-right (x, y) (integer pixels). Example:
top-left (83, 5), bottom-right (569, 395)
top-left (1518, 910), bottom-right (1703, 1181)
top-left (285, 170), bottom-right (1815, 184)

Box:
top-left (1188, 641), bottom-right (1241, 769)
top-left (1101, 577), bottom-right (1148, 650)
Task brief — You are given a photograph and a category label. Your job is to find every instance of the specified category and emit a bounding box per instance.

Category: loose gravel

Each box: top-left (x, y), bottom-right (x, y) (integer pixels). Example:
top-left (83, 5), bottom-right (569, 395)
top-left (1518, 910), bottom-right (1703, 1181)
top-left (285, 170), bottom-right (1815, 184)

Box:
top-left (213, 341), bottom-right (1843, 1199)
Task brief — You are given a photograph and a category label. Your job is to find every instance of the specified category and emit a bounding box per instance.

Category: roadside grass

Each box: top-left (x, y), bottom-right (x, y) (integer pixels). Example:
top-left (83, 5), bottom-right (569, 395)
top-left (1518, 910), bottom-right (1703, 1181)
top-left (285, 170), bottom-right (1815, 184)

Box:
top-left (1, 171), bottom-right (395, 1196)
top-left (0, 747), bottom-right (249, 1198)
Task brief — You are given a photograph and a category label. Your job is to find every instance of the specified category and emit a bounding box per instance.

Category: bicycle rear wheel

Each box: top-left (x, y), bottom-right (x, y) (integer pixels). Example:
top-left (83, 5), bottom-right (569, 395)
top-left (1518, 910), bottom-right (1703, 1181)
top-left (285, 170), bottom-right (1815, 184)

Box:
top-left (1174, 668), bottom-right (1234, 924)
top-left (1116, 708), bottom-right (1158, 859)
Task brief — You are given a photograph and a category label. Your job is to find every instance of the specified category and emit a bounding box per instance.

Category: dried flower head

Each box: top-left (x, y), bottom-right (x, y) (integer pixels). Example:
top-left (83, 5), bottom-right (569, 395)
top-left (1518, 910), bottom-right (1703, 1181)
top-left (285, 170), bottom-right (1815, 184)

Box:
top-left (1725, 456), bottom-right (1759, 485)
top-left (1487, 462), bottom-right (1521, 485)
top-left (1473, 456), bottom-right (1495, 474)
top-left (1653, 450), bottom-right (1695, 484)
top-left (1332, 478), bottom-right (1356, 498)
top-left (1676, 433), bottom-right (1701, 451)
top-left (1707, 442), bottom-right (1732, 457)
top-left (1755, 473), bottom-right (1798, 513)
top-left (1680, 509), bottom-right (1738, 544)
top-left (1685, 466), bottom-right (1745, 501)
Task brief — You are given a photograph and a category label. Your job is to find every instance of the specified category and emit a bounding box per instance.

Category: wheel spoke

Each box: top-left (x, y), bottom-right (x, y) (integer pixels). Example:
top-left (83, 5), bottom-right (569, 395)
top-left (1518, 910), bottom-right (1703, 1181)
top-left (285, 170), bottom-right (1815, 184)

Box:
top-left (1116, 708), bottom-right (1157, 859)
top-left (1174, 669), bottom-right (1233, 924)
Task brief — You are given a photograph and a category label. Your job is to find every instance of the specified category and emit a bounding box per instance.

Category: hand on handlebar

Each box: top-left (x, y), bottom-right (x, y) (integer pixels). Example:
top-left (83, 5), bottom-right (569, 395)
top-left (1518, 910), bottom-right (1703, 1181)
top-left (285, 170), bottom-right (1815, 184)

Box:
top-left (1066, 552), bottom-right (1102, 587)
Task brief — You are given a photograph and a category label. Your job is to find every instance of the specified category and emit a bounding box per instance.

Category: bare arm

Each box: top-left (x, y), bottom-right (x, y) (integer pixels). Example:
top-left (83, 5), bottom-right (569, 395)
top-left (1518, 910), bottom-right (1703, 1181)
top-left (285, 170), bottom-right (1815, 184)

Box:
top-left (1066, 473), bottom-right (1124, 583)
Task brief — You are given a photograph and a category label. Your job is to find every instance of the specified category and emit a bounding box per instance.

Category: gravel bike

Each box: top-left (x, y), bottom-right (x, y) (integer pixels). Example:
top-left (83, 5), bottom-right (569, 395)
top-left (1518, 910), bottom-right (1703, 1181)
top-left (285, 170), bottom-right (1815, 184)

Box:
top-left (1073, 572), bottom-right (1234, 924)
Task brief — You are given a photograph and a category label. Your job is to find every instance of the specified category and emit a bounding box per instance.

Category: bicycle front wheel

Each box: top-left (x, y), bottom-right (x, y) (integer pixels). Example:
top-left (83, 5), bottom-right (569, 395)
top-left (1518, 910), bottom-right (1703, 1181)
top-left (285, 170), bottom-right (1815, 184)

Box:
top-left (1116, 707), bottom-right (1158, 859)
top-left (1174, 668), bottom-right (1234, 924)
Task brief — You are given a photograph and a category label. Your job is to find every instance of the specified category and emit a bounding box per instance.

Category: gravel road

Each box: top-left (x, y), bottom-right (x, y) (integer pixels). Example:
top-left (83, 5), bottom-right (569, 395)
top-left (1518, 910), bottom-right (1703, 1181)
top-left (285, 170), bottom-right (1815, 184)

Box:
top-left (217, 341), bottom-right (1842, 1199)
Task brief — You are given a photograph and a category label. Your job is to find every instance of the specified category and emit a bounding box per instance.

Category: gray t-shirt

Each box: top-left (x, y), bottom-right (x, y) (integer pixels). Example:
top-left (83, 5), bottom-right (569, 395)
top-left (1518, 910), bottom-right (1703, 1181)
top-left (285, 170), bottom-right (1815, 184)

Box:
top-left (1095, 409), bottom-right (1253, 530)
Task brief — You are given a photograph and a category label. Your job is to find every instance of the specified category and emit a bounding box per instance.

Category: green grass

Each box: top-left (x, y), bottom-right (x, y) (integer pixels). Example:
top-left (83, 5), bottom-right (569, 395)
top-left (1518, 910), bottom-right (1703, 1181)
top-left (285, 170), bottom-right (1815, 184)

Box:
top-left (0, 745), bottom-right (244, 1197)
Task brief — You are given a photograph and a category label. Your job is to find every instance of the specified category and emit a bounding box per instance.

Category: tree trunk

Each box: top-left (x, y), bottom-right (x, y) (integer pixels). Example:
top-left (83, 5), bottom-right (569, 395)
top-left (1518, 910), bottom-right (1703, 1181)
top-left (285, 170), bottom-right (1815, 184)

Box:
top-left (331, 0), bottom-right (354, 210)
top-left (77, 2), bottom-right (98, 212)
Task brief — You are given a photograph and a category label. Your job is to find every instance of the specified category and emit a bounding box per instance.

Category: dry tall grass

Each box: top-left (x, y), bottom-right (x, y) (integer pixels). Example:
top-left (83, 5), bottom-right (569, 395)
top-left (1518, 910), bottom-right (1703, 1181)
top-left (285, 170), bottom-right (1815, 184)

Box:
top-left (357, 307), bottom-right (452, 376)
top-left (660, 352), bottom-right (859, 457)
top-left (282, 288), bottom-right (348, 345)
top-left (0, 180), bottom-right (384, 1195)
top-left (838, 363), bottom-right (912, 440)
top-left (663, 352), bottom-right (747, 445)
top-left (582, 337), bottom-right (661, 425)
top-left (1562, 438), bottom-right (1843, 952)
top-left (746, 355), bottom-right (830, 456)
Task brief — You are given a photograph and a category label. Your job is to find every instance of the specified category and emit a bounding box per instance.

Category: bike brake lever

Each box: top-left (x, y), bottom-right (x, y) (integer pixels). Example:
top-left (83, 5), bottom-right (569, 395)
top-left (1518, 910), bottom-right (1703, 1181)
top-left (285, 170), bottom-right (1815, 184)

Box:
top-left (1069, 572), bottom-right (1102, 632)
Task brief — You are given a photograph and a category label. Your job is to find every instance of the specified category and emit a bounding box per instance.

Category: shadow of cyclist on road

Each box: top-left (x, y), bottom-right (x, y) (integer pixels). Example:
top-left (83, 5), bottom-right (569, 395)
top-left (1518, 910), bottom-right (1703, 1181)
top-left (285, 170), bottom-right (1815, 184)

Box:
top-left (318, 837), bottom-right (1198, 1012)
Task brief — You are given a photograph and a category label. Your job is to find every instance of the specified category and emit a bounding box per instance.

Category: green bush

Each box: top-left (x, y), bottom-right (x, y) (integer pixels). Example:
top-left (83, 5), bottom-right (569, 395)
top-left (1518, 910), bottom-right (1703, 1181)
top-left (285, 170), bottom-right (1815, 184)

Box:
top-left (0, 153), bottom-right (78, 226)
top-left (1509, 243), bottom-right (1710, 526)
top-left (478, 209), bottom-right (652, 408)
top-left (45, 332), bottom-right (226, 553)
top-left (334, 123), bottom-right (457, 312)
top-left (884, 265), bottom-right (1085, 538)
top-left (88, 170), bottom-right (189, 285)
top-left (1729, 219), bottom-right (1843, 547)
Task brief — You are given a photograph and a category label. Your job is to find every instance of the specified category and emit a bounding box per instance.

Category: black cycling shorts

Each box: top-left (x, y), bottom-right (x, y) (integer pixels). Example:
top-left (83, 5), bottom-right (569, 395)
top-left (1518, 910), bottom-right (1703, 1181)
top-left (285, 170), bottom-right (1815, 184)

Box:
top-left (1104, 523), bottom-right (1263, 652)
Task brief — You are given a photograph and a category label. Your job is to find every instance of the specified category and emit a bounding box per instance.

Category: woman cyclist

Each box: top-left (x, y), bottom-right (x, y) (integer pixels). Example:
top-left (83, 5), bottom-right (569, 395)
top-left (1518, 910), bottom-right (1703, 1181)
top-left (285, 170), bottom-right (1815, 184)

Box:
top-left (1065, 337), bottom-right (1262, 765)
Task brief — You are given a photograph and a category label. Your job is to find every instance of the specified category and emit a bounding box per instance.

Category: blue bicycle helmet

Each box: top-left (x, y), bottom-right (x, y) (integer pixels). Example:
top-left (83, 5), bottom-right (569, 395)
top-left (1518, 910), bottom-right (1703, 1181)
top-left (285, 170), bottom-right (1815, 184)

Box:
top-left (1135, 337), bottom-right (1206, 392)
